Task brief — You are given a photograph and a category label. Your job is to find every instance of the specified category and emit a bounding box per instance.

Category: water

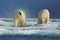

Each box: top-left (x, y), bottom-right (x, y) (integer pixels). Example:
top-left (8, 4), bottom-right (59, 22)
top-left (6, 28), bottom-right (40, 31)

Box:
top-left (0, 35), bottom-right (60, 40)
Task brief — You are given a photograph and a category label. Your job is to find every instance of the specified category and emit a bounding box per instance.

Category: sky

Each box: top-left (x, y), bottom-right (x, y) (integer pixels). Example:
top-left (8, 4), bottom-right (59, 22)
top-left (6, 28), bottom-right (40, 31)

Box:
top-left (0, 0), bottom-right (60, 18)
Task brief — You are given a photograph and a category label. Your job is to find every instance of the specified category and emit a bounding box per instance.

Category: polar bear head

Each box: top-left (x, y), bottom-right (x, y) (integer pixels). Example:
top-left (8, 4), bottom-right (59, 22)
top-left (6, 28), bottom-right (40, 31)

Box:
top-left (17, 9), bottom-right (25, 16)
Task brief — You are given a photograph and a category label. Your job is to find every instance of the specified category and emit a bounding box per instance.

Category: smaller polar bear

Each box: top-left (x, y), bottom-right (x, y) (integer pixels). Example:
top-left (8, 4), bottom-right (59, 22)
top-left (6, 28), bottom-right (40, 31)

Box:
top-left (14, 9), bottom-right (26, 27)
top-left (37, 9), bottom-right (50, 24)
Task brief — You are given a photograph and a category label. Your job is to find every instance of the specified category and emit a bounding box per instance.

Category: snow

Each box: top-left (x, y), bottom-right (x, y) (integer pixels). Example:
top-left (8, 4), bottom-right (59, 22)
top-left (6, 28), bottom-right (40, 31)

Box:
top-left (0, 18), bottom-right (60, 36)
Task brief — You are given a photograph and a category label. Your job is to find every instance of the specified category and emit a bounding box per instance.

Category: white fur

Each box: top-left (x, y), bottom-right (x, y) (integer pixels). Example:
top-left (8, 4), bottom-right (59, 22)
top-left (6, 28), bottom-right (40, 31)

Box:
top-left (14, 9), bottom-right (26, 27)
top-left (37, 9), bottom-right (50, 24)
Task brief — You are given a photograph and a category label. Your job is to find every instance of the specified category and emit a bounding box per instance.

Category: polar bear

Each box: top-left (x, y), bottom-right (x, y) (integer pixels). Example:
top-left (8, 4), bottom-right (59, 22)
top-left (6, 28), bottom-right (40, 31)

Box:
top-left (14, 9), bottom-right (26, 27)
top-left (37, 9), bottom-right (50, 24)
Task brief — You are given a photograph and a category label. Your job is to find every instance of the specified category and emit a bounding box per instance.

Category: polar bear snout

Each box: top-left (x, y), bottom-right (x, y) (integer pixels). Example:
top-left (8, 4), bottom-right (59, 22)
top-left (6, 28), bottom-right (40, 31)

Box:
top-left (19, 12), bottom-right (21, 15)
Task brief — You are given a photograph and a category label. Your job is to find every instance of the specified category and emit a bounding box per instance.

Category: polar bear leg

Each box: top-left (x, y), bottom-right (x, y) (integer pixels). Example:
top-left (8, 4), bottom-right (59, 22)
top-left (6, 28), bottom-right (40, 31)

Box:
top-left (37, 19), bottom-right (42, 24)
top-left (14, 18), bottom-right (19, 27)
top-left (20, 23), bottom-right (26, 27)
top-left (45, 18), bottom-right (49, 24)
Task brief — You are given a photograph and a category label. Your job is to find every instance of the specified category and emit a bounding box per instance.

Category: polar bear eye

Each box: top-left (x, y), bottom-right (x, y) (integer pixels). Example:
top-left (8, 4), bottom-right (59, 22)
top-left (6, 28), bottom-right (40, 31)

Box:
top-left (19, 12), bottom-right (21, 15)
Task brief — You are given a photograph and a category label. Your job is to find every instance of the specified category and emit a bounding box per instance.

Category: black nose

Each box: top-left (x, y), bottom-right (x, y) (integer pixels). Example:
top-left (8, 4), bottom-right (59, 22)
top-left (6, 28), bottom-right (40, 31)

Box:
top-left (19, 12), bottom-right (21, 15)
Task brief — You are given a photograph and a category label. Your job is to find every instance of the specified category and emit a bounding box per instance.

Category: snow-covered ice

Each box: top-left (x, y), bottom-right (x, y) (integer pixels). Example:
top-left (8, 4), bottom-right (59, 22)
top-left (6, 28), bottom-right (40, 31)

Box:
top-left (0, 18), bottom-right (60, 36)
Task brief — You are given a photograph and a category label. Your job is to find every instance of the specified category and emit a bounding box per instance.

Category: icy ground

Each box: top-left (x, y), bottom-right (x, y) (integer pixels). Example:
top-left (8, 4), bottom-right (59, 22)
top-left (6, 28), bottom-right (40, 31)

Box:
top-left (0, 18), bottom-right (60, 36)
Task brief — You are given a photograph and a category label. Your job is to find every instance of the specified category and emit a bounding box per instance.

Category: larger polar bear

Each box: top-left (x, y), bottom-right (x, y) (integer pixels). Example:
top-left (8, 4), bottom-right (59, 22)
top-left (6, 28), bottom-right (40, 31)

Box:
top-left (37, 9), bottom-right (50, 24)
top-left (14, 9), bottom-right (26, 27)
